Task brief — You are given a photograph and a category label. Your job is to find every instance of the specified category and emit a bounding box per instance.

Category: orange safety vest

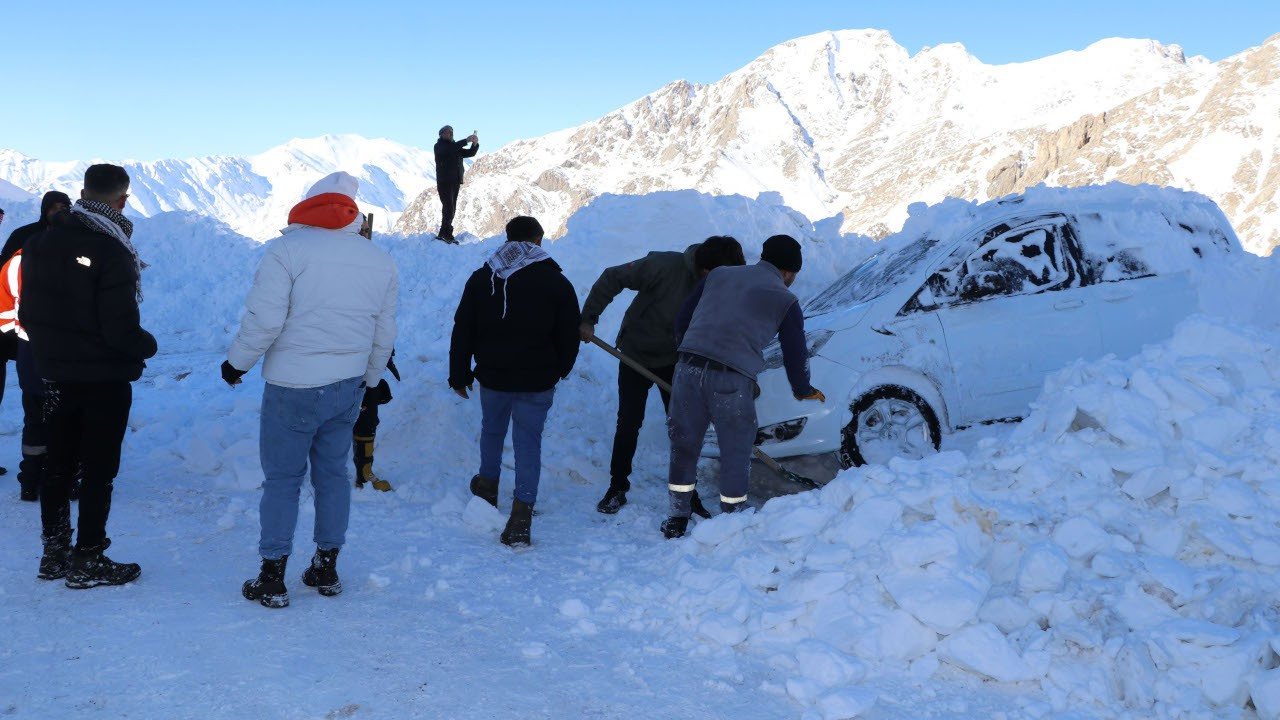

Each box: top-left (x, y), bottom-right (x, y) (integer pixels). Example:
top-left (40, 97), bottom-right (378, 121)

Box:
top-left (0, 250), bottom-right (26, 340)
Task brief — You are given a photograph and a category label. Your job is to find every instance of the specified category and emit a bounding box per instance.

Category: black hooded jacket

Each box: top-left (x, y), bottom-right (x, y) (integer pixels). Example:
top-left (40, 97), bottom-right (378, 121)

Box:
top-left (449, 257), bottom-right (580, 393)
top-left (19, 211), bottom-right (157, 382)
top-left (1, 191), bottom-right (71, 266)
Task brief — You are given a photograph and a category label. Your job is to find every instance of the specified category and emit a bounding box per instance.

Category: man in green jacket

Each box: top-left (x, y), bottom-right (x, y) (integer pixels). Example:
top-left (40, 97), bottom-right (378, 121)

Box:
top-left (579, 236), bottom-right (745, 515)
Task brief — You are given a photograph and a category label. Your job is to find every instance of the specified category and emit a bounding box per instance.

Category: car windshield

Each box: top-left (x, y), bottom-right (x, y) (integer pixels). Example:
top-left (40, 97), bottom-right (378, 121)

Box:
top-left (805, 236), bottom-right (941, 315)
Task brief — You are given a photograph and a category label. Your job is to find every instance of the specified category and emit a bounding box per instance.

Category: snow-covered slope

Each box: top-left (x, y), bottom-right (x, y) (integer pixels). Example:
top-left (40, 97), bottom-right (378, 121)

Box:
top-left (4, 186), bottom-right (1280, 718)
top-left (395, 30), bottom-right (1280, 256)
top-left (0, 134), bottom-right (435, 240)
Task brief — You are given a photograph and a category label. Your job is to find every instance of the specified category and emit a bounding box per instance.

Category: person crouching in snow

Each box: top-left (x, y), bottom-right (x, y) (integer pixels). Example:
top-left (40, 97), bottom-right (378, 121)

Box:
top-left (223, 171), bottom-right (398, 609)
top-left (661, 235), bottom-right (825, 539)
top-left (448, 216), bottom-right (580, 547)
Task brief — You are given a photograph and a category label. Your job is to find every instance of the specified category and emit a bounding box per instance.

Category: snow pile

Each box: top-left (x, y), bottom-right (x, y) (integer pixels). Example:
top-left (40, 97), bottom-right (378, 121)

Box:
top-left (659, 313), bottom-right (1280, 718)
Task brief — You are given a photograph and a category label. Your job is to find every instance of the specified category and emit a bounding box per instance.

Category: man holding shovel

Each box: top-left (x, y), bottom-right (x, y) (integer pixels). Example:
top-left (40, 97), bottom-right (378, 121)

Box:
top-left (661, 235), bottom-right (825, 539)
top-left (579, 236), bottom-right (745, 516)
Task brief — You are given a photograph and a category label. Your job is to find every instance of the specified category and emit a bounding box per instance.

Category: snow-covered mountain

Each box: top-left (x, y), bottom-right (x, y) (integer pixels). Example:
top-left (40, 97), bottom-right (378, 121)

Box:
top-left (395, 29), bottom-right (1280, 255)
top-left (0, 134), bottom-right (436, 239)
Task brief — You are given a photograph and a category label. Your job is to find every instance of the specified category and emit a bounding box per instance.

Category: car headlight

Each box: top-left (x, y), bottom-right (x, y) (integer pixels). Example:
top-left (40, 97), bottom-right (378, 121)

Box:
top-left (762, 330), bottom-right (835, 370)
top-left (704, 418), bottom-right (808, 448)
top-left (755, 418), bottom-right (807, 446)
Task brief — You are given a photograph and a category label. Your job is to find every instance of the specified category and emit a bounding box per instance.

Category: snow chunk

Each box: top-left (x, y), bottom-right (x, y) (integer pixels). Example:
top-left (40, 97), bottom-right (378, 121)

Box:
top-left (1016, 543), bottom-right (1070, 594)
top-left (937, 623), bottom-right (1048, 683)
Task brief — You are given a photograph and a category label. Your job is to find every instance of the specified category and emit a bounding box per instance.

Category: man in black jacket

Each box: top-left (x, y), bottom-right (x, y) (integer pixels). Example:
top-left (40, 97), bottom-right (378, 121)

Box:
top-left (449, 216), bottom-right (579, 546)
top-left (433, 125), bottom-right (479, 243)
top-left (20, 164), bottom-right (157, 588)
top-left (579, 236), bottom-right (745, 515)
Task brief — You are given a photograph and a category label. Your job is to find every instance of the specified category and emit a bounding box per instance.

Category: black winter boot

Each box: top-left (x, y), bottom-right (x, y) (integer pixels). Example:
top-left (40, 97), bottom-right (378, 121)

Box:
top-left (470, 475), bottom-right (498, 508)
top-left (595, 486), bottom-right (628, 515)
top-left (37, 526), bottom-right (73, 580)
top-left (243, 556), bottom-right (289, 608)
top-left (660, 516), bottom-right (689, 539)
top-left (65, 540), bottom-right (141, 589)
top-left (301, 547), bottom-right (342, 597)
top-left (690, 491), bottom-right (712, 519)
top-left (720, 500), bottom-right (748, 514)
top-left (500, 499), bottom-right (533, 547)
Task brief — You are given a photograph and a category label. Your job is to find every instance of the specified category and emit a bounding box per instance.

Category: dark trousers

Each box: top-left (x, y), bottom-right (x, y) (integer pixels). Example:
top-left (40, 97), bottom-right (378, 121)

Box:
top-left (354, 401), bottom-right (379, 437)
top-left (609, 362), bottom-right (674, 492)
top-left (16, 340), bottom-right (46, 451)
top-left (39, 381), bottom-right (132, 550)
top-left (438, 182), bottom-right (460, 238)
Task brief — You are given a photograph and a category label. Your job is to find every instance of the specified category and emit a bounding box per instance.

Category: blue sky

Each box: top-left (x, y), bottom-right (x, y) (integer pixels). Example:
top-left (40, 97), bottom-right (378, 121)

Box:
top-left (4, 0), bottom-right (1277, 161)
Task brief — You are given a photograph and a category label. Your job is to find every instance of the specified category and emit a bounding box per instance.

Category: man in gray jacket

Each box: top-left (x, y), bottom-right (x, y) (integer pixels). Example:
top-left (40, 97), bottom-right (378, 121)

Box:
top-left (579, 236), bottom-right (744, 515)
top-left (661, 235), bottom-right (825, 539)
top-left (223, 171), bottom-right (398, 608)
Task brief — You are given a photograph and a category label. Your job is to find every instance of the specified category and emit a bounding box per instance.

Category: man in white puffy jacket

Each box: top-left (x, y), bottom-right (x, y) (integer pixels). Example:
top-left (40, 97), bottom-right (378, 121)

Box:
top-left (223, 171), bottom-right (398, 609)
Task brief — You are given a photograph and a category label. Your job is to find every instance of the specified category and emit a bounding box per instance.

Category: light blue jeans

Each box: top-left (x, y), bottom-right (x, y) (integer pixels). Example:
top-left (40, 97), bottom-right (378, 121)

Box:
top-left (258, 377), bottom-right (364, 559)
top-left (479, 386), bottom-right (555, 505)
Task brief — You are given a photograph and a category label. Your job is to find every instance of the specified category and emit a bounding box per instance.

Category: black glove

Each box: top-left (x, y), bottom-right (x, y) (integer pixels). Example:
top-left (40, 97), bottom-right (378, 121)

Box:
top-left (221, 360), bottom-right (246, 387)
top-left (363, 379), bottom-right (393, 408)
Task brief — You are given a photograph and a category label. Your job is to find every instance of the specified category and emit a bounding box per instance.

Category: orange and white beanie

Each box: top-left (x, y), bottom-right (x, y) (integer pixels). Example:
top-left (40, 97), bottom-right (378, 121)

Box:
top-left (287, 171), bottom-right (361, 230)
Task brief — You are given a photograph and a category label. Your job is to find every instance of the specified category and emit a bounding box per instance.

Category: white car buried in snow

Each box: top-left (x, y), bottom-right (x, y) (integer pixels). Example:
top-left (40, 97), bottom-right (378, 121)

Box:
top-left (727, 184), bottom-right (1242, 468)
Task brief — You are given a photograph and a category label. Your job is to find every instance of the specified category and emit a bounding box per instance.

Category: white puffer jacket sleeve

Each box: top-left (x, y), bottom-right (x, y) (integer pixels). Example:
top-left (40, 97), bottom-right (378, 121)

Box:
top-left (365, 265), bottom-right (398, 386)
top-left (228, 240), bottom-right (292, 373)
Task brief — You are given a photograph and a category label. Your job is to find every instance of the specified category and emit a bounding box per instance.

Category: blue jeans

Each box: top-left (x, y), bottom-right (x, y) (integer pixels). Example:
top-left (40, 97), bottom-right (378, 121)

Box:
top-left (478, 386), bottom-right (555, 505)
top-left (258, 377), bottom-right (363, 559)
top-left (667, 361), bottom-right (758, 517)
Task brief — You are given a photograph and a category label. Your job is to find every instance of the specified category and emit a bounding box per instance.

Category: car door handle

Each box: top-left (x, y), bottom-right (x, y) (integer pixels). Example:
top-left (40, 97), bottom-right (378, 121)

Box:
top-left (1054, 299), bottom-right (1084, 310)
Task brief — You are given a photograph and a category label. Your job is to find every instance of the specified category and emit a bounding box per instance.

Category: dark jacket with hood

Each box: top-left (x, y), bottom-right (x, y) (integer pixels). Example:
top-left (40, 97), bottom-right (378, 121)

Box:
top-left (0, 192), bottom-right (70, 359)
top-left (434, 139), bottom-right (479, 186)
top-left (19, 210), bottom-right (157, 383)
top-left (1, 191), bottom-right (71, 266)
top-left (580, 244), bottom-right (700, 369)
top-left (449, 248), bottom-right (580, 393)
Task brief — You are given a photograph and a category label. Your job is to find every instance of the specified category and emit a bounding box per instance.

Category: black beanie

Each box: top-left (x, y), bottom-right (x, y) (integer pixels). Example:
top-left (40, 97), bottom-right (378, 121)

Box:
top-left (761, 234), bottom-right (802, 272)
top-left (505, 216), bottom-right (544, 244)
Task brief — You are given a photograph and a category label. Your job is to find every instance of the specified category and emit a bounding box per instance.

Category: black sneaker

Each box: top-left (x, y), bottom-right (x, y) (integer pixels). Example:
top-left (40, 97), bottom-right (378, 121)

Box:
top-left (301, 548), bottom-right (342, 597)
top-left (470, 475), bottom-right (498, 508)
top-left (595, 487), bottom-right (627, 515)
top-left (660, 516), bottom-right (689, 539)
top-left (500, 499), bottom-right (533, 547)
top-left (37, 536), bottom-right (72, 580)
top-left (65, 543), bottom-right (141, 589)
top-left (243, 556), bottom-right (289, 608)
top-left (690, 492), bottom-right (712, 520)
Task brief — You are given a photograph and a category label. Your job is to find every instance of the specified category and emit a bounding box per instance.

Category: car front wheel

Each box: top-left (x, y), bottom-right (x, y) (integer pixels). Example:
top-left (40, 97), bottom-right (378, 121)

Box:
top-left (840, 385), bottom-right (942, 468)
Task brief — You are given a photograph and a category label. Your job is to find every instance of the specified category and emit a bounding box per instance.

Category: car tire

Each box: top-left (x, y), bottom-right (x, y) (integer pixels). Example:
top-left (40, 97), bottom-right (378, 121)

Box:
top-left (840, 385), bottom-right (942, 468)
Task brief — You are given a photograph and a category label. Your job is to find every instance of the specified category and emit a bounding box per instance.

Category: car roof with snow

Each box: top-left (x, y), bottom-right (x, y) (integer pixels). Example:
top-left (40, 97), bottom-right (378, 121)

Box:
top-left (806, 183), bottom-right (1242, 316)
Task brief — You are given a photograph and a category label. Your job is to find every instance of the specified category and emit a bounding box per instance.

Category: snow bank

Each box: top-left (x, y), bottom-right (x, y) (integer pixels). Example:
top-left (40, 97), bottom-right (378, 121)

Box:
top-left (659, 312), bottom-right (1280, 717)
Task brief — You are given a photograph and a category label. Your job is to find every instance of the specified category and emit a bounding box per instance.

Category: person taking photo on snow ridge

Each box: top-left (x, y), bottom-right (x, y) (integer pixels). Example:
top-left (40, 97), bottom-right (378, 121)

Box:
top-left (21, 164), bottom-right (157, 588)
top-left (224, 171), bottom-right (398, 609)
top-left (433, 125), bottom-right (479, 244)
top-left (448, 216), bottom-right (580, 547)
top-left (578, 235), bottom-right (746, 517)
top-left (660, 235), bottom-right (825, 539)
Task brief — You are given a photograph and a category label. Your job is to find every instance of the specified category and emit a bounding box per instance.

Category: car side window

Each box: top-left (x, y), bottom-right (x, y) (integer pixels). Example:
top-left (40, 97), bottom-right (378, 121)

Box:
top-left (902, 218), bottom-right (1087, 313)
